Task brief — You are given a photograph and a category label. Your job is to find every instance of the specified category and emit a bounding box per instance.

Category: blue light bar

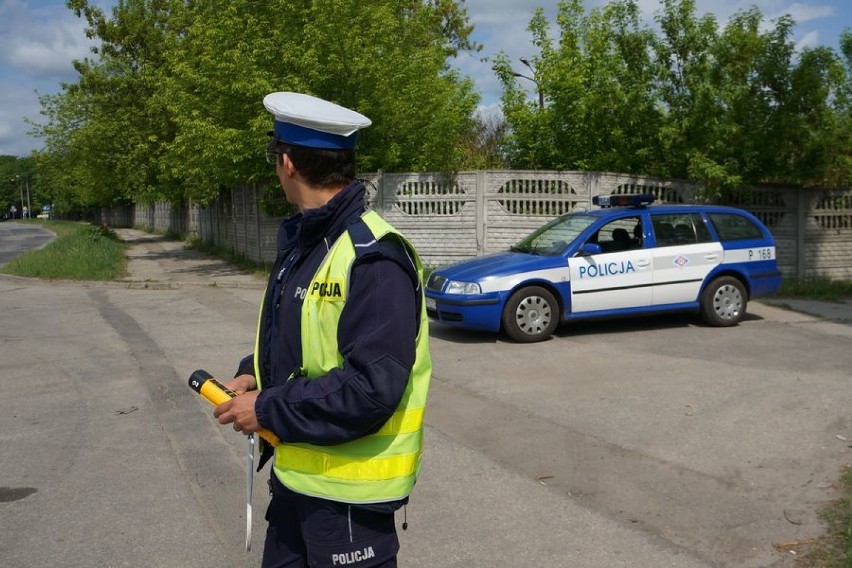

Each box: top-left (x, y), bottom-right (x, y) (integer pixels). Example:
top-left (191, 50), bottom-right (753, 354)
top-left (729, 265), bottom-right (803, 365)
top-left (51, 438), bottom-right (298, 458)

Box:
top-left (592, 194), bottom-right (656, 208)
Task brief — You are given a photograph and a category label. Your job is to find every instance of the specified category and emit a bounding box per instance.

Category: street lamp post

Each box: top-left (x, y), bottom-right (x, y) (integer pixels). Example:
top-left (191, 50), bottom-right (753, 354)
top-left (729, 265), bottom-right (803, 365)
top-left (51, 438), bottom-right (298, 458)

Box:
top-left (12, 175), bottom-right (31, 219)
top-left (12, 176), bottom-right (22, 219)
top-left (519, 57), bottom-right (544, 110)
top-left (503, 57), bottom-right (543, 110)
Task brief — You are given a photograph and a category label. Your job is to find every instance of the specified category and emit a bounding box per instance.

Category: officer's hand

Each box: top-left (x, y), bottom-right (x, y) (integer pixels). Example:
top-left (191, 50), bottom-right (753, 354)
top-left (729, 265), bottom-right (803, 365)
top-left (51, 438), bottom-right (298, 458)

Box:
top-left (222, 374), bottom-right (257, 395)
top-left (213, 390), bottom-right (261, 435)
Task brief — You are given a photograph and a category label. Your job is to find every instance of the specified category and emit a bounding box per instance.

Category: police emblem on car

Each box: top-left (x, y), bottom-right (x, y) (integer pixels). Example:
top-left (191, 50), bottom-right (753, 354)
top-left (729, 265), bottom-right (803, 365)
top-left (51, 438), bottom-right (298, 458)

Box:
top-left (424, 193), bottom-right (781, 343)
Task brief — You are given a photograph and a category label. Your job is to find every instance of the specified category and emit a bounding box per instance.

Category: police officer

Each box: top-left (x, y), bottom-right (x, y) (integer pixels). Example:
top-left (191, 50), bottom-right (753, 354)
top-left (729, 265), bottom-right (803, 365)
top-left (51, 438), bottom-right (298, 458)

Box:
top-left (214, 92), bottom-right (431, 568)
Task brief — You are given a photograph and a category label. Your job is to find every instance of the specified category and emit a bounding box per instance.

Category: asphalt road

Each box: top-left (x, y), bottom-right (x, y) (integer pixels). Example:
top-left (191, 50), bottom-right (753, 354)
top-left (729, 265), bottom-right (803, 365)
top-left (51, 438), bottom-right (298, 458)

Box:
top-left (0, 227), bottom-right (849, 568)
top-left (0, 221), bottom-right (56, 267)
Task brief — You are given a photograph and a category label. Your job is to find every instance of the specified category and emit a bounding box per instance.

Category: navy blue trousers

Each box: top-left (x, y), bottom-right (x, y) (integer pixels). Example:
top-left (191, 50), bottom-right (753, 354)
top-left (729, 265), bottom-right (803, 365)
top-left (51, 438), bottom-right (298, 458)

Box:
top-left (261, 479), bottom-right (399, 568)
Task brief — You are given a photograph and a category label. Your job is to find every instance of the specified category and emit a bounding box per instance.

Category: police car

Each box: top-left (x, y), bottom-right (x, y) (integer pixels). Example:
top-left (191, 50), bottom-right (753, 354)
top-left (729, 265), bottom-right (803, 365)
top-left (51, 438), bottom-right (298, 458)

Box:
top-left (425, 194), bottom-right (781, 342)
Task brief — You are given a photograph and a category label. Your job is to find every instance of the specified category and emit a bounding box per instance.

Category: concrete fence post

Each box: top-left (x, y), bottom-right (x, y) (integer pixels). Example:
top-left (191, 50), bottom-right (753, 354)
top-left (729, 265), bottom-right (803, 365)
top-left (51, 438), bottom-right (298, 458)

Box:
top-left (796, 189), bottom-right (807, 280)
top-left (254, 184), bottom-right (262, 263)
top-left (377, 170), bottom-right (387, 214)
top-left (476, 170), bottom-right (486, 254)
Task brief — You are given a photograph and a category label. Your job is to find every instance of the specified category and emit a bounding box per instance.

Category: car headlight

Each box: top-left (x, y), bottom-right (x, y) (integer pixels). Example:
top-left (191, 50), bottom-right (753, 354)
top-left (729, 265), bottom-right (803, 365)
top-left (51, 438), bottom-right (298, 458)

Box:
top-left (445, 280), bottom-right (481, 295)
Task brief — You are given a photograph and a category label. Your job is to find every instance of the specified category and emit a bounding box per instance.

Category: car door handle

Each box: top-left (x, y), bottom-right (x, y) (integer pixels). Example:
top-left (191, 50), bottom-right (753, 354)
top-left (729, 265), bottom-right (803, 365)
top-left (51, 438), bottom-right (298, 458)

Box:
top-left (704, 254), bottom-right (719, 261)
top-left (635, 260), bottom-right (651, 268)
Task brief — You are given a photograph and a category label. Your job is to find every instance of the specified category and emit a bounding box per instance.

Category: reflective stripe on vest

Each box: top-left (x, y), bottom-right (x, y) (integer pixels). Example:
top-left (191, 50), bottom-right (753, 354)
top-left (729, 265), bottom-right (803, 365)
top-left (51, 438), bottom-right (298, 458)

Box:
top-left (263, 211), bottom-right (431, 503)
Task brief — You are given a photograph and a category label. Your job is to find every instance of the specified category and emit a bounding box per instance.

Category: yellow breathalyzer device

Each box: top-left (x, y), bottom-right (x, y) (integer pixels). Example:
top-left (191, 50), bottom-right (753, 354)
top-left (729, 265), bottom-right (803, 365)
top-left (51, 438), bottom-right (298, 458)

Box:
top-left (188, 369), bottom-right (280, 446)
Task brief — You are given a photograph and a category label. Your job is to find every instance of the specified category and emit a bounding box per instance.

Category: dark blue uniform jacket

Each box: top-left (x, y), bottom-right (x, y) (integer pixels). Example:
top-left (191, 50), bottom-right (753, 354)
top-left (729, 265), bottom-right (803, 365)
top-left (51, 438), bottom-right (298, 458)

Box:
top-left (237, 181), bottom-right (420, 494)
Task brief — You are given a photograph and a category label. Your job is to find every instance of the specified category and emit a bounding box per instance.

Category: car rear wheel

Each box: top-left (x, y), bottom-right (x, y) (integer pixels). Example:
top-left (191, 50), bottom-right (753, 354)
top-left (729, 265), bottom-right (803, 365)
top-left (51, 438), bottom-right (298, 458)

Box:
top-left (502, 286), bottom-right (559, 342)
top-left (700, 276), bottom-right (747, 327)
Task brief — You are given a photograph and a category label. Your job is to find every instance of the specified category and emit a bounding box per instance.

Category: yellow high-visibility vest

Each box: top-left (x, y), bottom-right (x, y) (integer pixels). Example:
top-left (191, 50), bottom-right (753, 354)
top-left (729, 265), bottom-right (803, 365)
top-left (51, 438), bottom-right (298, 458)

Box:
top-left (256, 211), bottom-right (431, 503)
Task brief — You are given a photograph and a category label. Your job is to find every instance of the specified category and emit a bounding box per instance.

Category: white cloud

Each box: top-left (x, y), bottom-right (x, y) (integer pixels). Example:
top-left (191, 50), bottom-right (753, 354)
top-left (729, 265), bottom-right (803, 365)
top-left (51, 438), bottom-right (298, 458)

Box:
top-left (0, 4), bottom-right (95, 81)
top-left (0, 1), bottom-right (96, 154)
top-left (0, 83), bottom-right (44, 156)
top-left (0, 120), bottom-right (13, 140)
top-left (794, 29), bottom-right (820, 51)
top-left (464, 0), bottom-right (556, 54)
top-left (771, 3), bottom-right (835, 24)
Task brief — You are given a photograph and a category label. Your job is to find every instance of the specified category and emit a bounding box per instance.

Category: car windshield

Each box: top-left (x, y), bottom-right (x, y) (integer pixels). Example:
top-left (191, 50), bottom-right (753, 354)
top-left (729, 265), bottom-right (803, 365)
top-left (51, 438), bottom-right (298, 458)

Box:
top-left (510, 214), bottom-right (597, 255)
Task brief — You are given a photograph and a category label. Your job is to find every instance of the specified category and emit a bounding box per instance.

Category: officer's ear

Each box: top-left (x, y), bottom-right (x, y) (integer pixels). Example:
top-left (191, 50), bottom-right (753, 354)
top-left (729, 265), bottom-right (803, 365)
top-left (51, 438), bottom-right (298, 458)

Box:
top-left (281, 153), bottom-right (297, 178)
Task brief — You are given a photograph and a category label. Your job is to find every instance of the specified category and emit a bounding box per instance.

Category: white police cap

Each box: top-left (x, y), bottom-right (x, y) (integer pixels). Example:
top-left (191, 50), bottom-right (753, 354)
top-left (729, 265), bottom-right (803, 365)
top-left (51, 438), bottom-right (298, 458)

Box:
top-left (263, 92), bottom-right (371, 150)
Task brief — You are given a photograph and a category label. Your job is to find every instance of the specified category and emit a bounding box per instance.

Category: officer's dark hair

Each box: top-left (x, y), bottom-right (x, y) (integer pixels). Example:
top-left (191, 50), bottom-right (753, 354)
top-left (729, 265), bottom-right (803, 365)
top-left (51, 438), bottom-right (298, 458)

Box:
top-left (272, 139), bottom-right (356, 188)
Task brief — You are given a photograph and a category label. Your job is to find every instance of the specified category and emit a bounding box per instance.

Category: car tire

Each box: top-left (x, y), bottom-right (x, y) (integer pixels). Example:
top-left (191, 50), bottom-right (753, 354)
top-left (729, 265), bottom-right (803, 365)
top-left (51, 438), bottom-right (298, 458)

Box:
top-left (502, 286), bottom-right (559, 342)
top-left (700, 276), bottom-right (747, 327)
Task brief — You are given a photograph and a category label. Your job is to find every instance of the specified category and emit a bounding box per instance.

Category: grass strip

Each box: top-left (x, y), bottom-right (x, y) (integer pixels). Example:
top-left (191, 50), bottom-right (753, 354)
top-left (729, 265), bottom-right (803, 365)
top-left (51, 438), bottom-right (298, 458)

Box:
top-left (797, 467), bottom-right (852, 567)
top-left (779, 277), bottom-right (852, 302)
top-left (1, 221), bottom-right (127, 280)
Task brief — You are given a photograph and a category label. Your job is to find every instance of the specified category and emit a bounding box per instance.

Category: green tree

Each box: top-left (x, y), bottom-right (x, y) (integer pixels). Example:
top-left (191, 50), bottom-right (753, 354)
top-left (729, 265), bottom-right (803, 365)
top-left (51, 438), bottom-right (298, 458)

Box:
top-left (570, 0), bottom-right (660, 172)
top-left (652, 0), bottom-right (719, 182)
top-left (0, 156), bottom-right (41, 217)
top-left (830, 28), bottom-right (852, 187)
top-left (785, 29), bottom-right (851, 188)
top-left (30, 0), bottom-right (184, 208)
top-left (495, 0), bottom-right (851, 193)
top-left (0, 156), bottom-right (23, 216)
top-left (496, 0), bottom-right (660, 172)
top-left (658, 0), bottom-right (842, 195)
top-left (493, 4), bottom-right (578, 170)
top-left (33, 0), bottom-right (482, 208)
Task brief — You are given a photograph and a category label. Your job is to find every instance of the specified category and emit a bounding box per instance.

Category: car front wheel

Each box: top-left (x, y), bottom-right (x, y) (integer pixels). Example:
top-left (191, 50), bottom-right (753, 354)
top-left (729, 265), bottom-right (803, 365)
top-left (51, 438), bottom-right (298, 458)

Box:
top-left (700, 276), bottom-right (747, 327)
top-left (502, 286), bottom-right (559, 342)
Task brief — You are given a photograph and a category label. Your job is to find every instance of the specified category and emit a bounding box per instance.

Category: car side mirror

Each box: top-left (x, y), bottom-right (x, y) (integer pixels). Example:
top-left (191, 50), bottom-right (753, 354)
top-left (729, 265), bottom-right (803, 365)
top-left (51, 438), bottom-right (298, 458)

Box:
top-left (578, 243), bottom-right (602, 256)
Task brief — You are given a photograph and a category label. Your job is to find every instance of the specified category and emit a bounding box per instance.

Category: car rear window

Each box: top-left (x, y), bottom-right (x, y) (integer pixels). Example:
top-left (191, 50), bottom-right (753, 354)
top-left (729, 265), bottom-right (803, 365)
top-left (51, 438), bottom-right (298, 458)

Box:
top-left (707, 213), bottom-right (764, 241)
top-left (651, 213), bottom-right (712, 247)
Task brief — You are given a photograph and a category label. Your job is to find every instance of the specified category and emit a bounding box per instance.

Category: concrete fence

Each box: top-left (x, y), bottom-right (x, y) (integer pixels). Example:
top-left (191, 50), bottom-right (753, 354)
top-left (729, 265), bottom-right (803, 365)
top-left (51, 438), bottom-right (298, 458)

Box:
top-left (114, 170), bottom-right (852, 280)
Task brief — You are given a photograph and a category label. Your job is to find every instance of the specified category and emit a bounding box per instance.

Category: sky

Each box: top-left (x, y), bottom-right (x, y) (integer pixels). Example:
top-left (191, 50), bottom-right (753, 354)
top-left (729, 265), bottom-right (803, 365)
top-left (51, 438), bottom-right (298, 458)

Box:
top-left (0, 0), bottom-right (849, 157)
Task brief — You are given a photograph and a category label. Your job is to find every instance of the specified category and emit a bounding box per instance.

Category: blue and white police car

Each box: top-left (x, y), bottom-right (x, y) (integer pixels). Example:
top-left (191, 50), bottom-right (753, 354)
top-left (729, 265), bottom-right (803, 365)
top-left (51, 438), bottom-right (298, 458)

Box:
top-left (424, 194), bottom-right (781, 342)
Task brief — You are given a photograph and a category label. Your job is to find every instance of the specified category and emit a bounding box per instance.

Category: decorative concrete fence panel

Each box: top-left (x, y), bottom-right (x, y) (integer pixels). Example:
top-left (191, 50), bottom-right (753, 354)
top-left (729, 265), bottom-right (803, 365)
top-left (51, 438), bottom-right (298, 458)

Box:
top-left (365, 172), bottom-right (480, 268)
top-left (804, 190), bottom-right (852, 280)
top-left (123, 170), bottom-right (852, 280)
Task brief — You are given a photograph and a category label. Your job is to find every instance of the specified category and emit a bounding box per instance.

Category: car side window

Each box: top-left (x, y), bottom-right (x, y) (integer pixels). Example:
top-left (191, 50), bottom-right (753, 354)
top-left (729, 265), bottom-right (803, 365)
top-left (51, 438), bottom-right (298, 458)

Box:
top-left (590, 216), bottom-right (642, 253)
top-left (651, 213), bottom-right (712, 247)
top-left (707, 213), bottom-right (764, 241)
